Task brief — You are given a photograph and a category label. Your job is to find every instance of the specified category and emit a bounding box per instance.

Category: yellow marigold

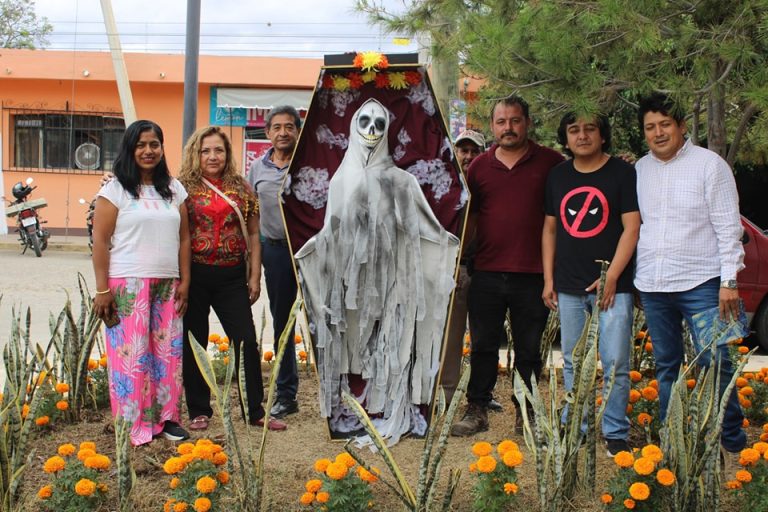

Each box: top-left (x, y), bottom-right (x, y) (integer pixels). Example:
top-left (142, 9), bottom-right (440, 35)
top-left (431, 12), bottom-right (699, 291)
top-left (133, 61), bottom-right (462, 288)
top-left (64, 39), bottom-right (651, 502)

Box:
top-left (641, 387), bottom-right (658, 401)
top-left (177, 442), bottom-right (195, 455)
top-left (753, 442), bottom-right (768, 455)
top-left (601, 493), bottom-right (613, 504)
top-left (624, 498), bottom-right (636, 509)
top-left (326, 461), bottom-right (348, 480)
top-left (196, 476), bottom-right (217, 494)
top-left (476, 455), bottom-right (497, 473)
top-left (736, 470), bottom-right (752, 483)
top-left (726, 480), bottom-right (742, 490)
top-left (641, 444), bottom-right (663, 463)
top-left (502, 449), bottom-right (524, 468)
top-left (656, 468), bottom-right (675, 486)
top-left (300, 492), bottom-right (315, 505)
top-left (99, 355), bottom-right (108, 367)
top-left (637, 413), bottom-right (652, 427)
top-left (264, 351), bottom-right (274, 361)
top-left (163, 457), bottom-right (186, 475)
top-left (614, 451), bottom-right (634, 468)
top-left (472, 441), bottom-right (493, 457)
top-left (503, 482), bottom-right (519, 495)
top-left (741, 448), bottom-right (760, 465)
top-left (193, 497), bottom-right (211, 512)
top-left (628, 389), bottom-right (641, 404)
top-left (212, 452), bottom-right (228, 466)
top-left (43, 455), bottom-right (66, 473)
top-left (88, 359), bottom-right (99, 370)
top-left (21, 404), bottom-right (29, 419)
top-left (335, 452), bottom-right (356, 468)
top-left (634, 457), bottom-right (655, 476)
top-left (314, 458), bottom-right (331, 473)
top-left (629, 482), bottom-right (651, 501)
top-left (497, 440), bottom-right (519, 456)
top-left (84, 454), bottom-right (111, 470)
top-left (217, 471), bottom-right (230, 484)
top-left (58, 443), bottom-right (76, 457)
top-left (357, 466), bottom-right (378, 483)
top-left (55, 382), bottom-right (70, 393)
top-left (170, 477), bottom-right (180, 489)
top-left (316, 491), bottom-right (330, 503)
top-left (37, 485), bottom-right (53, 499)
top-left (77, 448), bottom-right (96, 461)
top-left (629, 370), bottom-right (642, 383)
top-left (173, 503), bottom-right (188, 512)
top-left (75, 478), bottom-right (96, 497)
top-left (35, 416), bottom-right (50, 426)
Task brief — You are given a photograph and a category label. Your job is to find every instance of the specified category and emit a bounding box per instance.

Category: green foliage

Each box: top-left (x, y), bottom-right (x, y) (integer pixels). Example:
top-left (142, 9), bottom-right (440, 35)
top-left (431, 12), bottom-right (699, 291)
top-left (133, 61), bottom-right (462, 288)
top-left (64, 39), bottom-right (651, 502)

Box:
top-left (0, 0), bottom-right (52, 49)
top-left (731, 451), bottom-right (768, 509)
top-left (38, 442), bottom-right (111, 512)
top-left (468, 441), bottom-right (522, 512)
top-left (162, 439), bottom-right (231, 512)
top-left (602, 444), bottom-right (676, 511)
top-left (300, 455), bottom-right (376, 512)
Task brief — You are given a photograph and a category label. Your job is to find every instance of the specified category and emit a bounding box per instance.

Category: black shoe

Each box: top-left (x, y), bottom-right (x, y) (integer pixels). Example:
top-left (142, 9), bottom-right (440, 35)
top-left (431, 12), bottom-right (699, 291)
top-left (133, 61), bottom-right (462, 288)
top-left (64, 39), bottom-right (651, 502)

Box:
top-left (162, 421), bottom-right (190, 441)
top-left (605, 438), bottom-right (631, 457)
top-left (488, 399), bottom-right (504, 412)
top-left (270, 399), bottom-right (299, 419)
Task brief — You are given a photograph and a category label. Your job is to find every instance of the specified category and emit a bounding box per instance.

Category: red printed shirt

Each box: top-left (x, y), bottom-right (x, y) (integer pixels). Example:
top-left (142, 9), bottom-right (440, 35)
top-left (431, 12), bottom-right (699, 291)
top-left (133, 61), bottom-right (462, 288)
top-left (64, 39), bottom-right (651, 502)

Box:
top-left (186, 178), bottom-right (257, 266)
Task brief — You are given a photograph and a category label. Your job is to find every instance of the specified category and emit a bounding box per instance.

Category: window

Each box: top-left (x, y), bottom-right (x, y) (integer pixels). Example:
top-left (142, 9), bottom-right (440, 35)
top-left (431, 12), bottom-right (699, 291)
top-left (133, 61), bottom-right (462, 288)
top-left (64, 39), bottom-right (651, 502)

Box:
top-left (11, 110), bottom-right (125, 173)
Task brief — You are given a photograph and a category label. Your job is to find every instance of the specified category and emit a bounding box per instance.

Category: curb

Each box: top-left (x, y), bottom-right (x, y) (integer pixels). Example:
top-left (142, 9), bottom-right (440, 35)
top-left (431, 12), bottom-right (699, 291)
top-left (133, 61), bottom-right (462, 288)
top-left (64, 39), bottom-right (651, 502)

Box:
top-left (0, 241), bottom-right (90, 254)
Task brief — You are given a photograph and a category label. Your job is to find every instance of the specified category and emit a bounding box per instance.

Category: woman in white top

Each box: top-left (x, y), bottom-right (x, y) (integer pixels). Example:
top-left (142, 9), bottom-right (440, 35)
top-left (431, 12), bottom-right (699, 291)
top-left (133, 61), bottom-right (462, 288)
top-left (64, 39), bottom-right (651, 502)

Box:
top-left (92, 120), bottom-right (191, 446)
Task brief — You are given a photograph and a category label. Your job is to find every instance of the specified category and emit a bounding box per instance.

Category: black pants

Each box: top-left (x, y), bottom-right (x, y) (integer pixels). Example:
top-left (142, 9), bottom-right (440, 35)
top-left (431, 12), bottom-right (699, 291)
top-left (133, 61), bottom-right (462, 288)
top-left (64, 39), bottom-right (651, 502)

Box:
top-left (262, 240), bottom-right (299, 401)
top-left (183, 262), bottom-right (265, 423)
top-left (466, 271), bottom-right (549, 405)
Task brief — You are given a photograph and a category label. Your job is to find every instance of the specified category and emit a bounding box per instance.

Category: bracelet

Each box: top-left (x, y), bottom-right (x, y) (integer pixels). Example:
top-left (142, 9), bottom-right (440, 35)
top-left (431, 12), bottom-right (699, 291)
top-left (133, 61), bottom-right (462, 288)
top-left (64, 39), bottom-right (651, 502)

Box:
top-left (95, 289), bottom-right (111, 295)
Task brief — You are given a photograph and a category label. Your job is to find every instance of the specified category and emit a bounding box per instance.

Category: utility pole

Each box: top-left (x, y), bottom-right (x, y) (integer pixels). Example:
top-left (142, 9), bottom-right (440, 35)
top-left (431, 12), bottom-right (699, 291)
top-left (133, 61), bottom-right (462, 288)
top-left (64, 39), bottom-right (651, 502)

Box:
top-left (182, 0), bottom-right (201, 146)
top-left (99, 0), bottom-right (137, 124)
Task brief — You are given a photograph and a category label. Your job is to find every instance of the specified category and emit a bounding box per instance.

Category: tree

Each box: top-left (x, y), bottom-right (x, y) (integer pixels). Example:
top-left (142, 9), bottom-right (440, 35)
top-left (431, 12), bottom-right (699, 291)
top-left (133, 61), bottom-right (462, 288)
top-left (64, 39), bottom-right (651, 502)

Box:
top-left (0, 0), bottom-right (52, 49)
top-left (357, 0), bottom-right (768, 165)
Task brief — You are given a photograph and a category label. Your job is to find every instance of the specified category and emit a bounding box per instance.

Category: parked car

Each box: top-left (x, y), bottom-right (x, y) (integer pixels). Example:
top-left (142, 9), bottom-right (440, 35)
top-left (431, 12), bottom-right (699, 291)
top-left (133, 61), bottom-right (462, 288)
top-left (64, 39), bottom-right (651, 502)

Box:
top-left (740, 217), bottom-right (768, 350)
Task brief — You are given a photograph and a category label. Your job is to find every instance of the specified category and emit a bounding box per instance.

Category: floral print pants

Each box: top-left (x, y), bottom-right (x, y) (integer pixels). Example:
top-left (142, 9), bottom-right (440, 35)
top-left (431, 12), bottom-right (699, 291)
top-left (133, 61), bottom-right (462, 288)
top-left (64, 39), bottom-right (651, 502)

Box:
top-left (105, 277), bottom-right (183, 446)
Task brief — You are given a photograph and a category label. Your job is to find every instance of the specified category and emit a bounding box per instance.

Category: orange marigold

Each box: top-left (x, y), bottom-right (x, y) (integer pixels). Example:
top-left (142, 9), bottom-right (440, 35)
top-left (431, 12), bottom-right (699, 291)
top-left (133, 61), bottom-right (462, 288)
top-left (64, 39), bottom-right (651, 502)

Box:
top-left (462, 347), bottom-right (471, 356)
top-left (196, 476), bottom-right (217, 494)
top-left (35, 416), bottom-right (50, 426)
top-left (629, 370), bottom-right (642, 383)
top-left (601, 493), bottom-right (613, 504)
top-left (753, 442), bottom-right (768, 455)
top-left (476, 455), bottom-right (497, 473)
top-left (614, 451), bottom-right (634, 468)
top-left (736, 470), bottom-right (752, 483)
top-left (686, 379), bottom-right (696, 390)
top-left (335, 452), bottom-right (356, 468)
top-left (633, 457), bottom-right (655, 476)
top-left (212, 452), bottom-right (228, 466)
top-left (314, 458), bottom-right (331, 473)
top-left (626, 403), bottom-right (633, 414)
top-left (656, 468), bottom-right (675, 486)
top-left (738, 346), bottom-right (749, 354)
top-left (84, 454), bottom-right (111, 470)
top-left (736, 377), bottom-right (748, 388)
top-left (629, 482), bottom-right (651, 501)
top-left (21, 404), bottom-right (29, 419)
top-left (77, 448), bottom-right (96, 461)
top-left (497, 439), bottom-right (519, 455)
top-left (503, 482), bottom-right (519, 494)
top-left (624, 498), bottom-right (636, 509)
top-left (641, 444), bottom-right (663, 463)
top-left (163, 457), bottom-right (186, 475)
top-left (741, 448), bottom-right (760, 465)
top-left (170, 477), bottom-right (180, 489)
top-left (641, 387), bottom-right (658, 401)
top-left (644, 342), bottom-right (653, 353)
top-left (177, 442), bottom-right (195, 455)
top-left (58, 443), bottom-right (76, 457)
top-left (740, 386), bottom-right (754, 396)
top-left (637, 413), bottom-right (652, 426)
top-left (79, 441), bottom-right (96, 451)
top-left (264, 351), bottom-right (274, 361)
top-left (193, 497), bottom-right (212, 512)
top-left (357, 466), bottom-right (378, 483)
top-left (217, 471), bottom-right (230, 484)
top-left (299, 492), bottom-right (315, 505)
top-left (629, 389), bottom-right (641, 404)
top-left (649, 379), bottom-right (658, 389)
top-left (75, 478), bottom-right (96, 496)
top-left (55, 382), bottom-right (70, 393)
top-left (502, 449), bottom-right (524, 468)
top-left (298, 350), bottom-right (308, 360)
top-left (88, 359), bottom-right (99, 370)
top-left (726, 480), bottom-right (742, 490)
top-left (325, 461), bottom-right (348, 480)
top-left (743, 418), bottom-right (750, 428)
top-left (43, 455), bottom-right (66, 473)
top-left (469, 462), bottom-right (478, 473)
top-left (99, 355), bottom-right (108, 368)
top-left (208, 333), bottom-right (221, 343)
top-left (173, 503), bottom-right (188, 512)
top-left (316, 491), bottom-right (330, 503)
top-left (472, 441), bottom-right (493, 457)
top-left (37, 485), bottom-right (53, 499)
top-left (306, 479), bottom-right (322, 493)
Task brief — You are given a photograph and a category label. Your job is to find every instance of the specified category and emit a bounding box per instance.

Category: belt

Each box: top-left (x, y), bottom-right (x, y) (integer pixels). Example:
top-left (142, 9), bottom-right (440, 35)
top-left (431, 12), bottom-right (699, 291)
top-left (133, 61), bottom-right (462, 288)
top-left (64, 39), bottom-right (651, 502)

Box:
top-left (263, 237), bottom-right (288, 247)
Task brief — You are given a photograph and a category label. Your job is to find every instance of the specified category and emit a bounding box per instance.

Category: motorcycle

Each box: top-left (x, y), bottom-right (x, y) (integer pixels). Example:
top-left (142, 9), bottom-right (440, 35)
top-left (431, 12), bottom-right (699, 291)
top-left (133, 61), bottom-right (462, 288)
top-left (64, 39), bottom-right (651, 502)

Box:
top-left (5, 177), bottom-right (50, 257)
top-left (78, 197), bottom-right (95, 254)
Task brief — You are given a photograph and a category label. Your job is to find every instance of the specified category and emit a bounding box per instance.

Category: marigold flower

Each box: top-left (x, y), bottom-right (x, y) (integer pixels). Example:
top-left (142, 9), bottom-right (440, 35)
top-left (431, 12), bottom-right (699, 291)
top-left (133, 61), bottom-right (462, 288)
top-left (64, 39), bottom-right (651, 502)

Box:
top-left (502, 449), bottom-right (524, 468)
top-left (736, 469), bottom-right (752, 483)
top-left (164, 500), bottom-right (176, 512)
top-left (316, 491), bottom-right (330, 503)
top-left (472, 441), bottom-right (493, 457)
top-left (469, 462), bottom-right (477, 473)
top-left (264, 351), bottom-right (274, 361)
top-left (305, 479), bottom-right (322, 493)
top-left (628, 389), bottom-right (641, 404)
top-left (629, 482), bottom-right (650, 501)
top-left (740, 448), bottom-right (760, 465)
top-left (170, 477), bottom-right (180, 489)
top-left (75, 478), bottom-right (96, 496)
top-left (629, 371), bottom-right (642, 383)
top-left (217, 471), bottom-right (230, 484)
top-left (753, 442), bottom-right (768, 455)
top-left (192, 444), bottom-right (214, 460)
top-left (738, 346), bottom-right (749, 354)
top-left (743, 418), bottom-right (750, 428)
top-left (35, 416), bottom-right (50, 426)
top-left (374, 73), bottom-right (390, 89)
top-left (99, 355), bottom-right (108, 368)
top-left (686, 379), bottom-right (696, 390)
top-left (635, 330), bottom-right (647, 340)
top-left (181, 453), bottom-right (196, 464)
top-left (97, 483), bottom-right (108, 492)
top-left (58, 443), bottom-right (76, 456)
top-left (601, 493), bottom-right (613, 504)
top-left (644, 342), bottom-right (653, 353)
top-left (637, 413), bottom-right (652, 427)
top-left (626, 403), bottom-right (633, 414)
top-left (641, 387), bottom-right (658, 401)
top-left (614, 451), bottom-right (634, 468)
top-left (314, 458), bottom-right (331, 472)
top-left (43, 455), bottom-right (66, 473)
top-left (77, 448), bottom-right (96, 461)
top-left (56, 400), bottom-right (69, 411)
top-left (503, 482), bottom-right (519, 494)
top-left (325, 461), bottom-right (348, 480)
top-left (641, 444), bottom-right (663, 463)
top-left (208, 333), bottom-right (221, 343)
top-left (335, 452), bottom-right (356, 468)
top-left (84, 454), bottom-right (111, 470)
top-left (163, 457), bottom-right (186, 475)
top-left (193, 498), bottom-right (211, 512)
top-left (388, 72), bottom-right (408, 90)
top-left (597, 396), bottom-right (603, 406)
top-left (79, 441), bottom-right (96, 451)
top-left (196, 476), bottom-right (217, 494)
top-left (21, 404), bottom-right (29, 419)
top-left (55, 382), bottom-right (70, 393)
top-left (497, 440), bottom-right (519, 455)
top-left (649, 379), bottom-right (658, 389)
top-left (298, 350), bottom-right (308, 361)
top-left (740, 386), bottom-right (754, 397)
top-left (761, 433), bottom-right (768, 443)
top-left (300, 492), bottom-right (315, 505)
top-left (295, 334), bottom-right (303, 344)
top-left (634, 457), bottom-right (655, 476)
top-left (177, 442), bottom-right (194, 455)
top-left (404, 70), bottom-right (422, 86)
top-left (476, 455), bottom-right (497, 473)
top-left (173, 503), bottom-right (188, 512)
top-left (88, 359), bottom-right (99, 370)
top-left (37, 485), bottom-right (53, 499)
top-left (357, 466), bottom-right (378, 483)
top-left (726, 480), bottom-right (742, 490)
top-left (656, 468), bottom-right (675, 486)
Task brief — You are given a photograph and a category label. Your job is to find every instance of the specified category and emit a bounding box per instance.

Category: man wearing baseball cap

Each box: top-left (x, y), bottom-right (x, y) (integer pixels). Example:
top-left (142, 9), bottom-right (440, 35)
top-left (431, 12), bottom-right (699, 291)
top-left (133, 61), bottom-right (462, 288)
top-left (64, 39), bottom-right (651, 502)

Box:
top-left (454, 130), bottom-right (486, 169)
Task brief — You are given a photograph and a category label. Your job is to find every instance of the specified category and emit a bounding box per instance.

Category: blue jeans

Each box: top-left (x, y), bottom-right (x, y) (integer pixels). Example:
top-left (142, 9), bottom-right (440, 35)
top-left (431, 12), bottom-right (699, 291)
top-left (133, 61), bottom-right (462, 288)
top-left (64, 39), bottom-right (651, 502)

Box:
top-left (559, 292), bottom-right (633, 440)
top-left (640, 278), bottom-right (746, 452)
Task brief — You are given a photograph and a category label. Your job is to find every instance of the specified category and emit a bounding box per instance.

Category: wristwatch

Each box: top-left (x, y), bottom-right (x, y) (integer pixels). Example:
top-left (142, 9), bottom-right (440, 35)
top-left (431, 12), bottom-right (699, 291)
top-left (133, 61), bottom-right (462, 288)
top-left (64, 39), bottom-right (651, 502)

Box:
top-left (720, 279), bottom-right (738, 289)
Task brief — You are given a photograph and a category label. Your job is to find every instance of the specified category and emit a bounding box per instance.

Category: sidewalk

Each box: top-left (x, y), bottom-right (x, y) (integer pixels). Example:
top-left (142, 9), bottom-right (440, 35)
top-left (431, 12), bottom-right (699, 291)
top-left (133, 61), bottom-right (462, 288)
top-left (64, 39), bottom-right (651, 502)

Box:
top-left (0, 233), bottom-right (90, 253)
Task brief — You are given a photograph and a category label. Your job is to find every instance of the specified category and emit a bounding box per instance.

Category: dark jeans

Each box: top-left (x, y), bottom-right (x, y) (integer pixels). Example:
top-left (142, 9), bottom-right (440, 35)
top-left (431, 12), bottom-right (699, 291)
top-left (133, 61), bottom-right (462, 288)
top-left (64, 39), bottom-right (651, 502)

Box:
top-left (262, 240), bottom-right (299, 402)
top-left (466, 271), bottom-right (549, 406)
top-left (183, 262), bottom-right (266, 423)
top-left (640, 277), bottom-right (746, 452)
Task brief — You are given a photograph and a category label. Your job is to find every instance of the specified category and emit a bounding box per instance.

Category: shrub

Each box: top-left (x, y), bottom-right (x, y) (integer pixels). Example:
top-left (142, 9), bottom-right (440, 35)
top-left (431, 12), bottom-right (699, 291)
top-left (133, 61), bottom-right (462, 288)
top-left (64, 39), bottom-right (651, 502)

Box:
top-left (162, 439), bottom-right (231, 512)
top-left (300, 452), bottom-right (376, 511)
top-left (468, 440), bottom-right (522, 511)
top-left (37, 441), bottom-right (111, 511)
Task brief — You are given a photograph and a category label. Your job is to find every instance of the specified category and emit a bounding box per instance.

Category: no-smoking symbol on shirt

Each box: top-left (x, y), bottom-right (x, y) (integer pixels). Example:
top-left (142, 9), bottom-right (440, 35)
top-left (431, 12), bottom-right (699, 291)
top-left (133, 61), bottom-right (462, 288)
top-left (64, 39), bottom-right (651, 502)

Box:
top-left (559, 186), bottom-right (609, 239)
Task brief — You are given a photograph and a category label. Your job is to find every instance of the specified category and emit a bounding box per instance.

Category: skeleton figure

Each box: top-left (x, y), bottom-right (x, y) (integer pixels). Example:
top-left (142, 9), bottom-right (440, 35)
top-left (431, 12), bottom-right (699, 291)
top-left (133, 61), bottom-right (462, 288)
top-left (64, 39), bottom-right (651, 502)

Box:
top-left (295, 98), bottom-right (459, 445)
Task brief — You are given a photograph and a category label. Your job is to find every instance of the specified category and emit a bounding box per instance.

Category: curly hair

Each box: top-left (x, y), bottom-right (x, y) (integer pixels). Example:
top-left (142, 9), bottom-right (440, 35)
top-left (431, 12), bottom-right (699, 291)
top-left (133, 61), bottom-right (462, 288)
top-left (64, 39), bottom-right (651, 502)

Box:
top-left (178, 126), bottom-right (256, 203)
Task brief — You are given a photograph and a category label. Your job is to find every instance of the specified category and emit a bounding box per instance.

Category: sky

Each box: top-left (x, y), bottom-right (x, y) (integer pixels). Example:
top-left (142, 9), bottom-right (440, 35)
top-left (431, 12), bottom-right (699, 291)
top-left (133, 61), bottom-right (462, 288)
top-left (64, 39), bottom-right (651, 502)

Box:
top-left (32, 0), bottom-right (420, 58)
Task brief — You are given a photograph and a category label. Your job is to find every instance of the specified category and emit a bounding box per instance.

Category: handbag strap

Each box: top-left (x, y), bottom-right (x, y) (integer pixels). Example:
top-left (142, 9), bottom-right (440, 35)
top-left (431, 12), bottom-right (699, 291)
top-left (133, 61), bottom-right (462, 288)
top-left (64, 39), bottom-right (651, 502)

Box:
top-left (201, 177), bottom-right (251, 253)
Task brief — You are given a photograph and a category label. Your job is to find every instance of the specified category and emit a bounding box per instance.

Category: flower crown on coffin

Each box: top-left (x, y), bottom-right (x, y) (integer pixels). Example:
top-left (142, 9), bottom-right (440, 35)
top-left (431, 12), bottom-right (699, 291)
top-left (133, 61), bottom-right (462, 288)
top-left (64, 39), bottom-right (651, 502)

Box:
top-left (320, 51), bottom-right (423, 91)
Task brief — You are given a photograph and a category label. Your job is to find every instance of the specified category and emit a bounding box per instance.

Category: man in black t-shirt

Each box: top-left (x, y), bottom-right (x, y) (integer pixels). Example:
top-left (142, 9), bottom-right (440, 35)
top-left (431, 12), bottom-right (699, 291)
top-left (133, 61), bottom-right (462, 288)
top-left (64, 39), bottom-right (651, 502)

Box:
top-left (541, 113), bottom-right (640, 457)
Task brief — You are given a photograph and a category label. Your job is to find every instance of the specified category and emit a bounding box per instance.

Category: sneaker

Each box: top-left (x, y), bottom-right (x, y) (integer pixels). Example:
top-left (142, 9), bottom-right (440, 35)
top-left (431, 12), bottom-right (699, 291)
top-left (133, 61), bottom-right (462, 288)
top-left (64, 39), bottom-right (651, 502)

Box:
top-left (162, 421), bottom-right (190, 441)
top-left (450, 403), bottom-right (489, 437)
top-left (488, 399), bottom-right (504, 412)
top-left (605, 438), bottom-right (631, 457)
top-left (270, 399), bottom-right (299, 419)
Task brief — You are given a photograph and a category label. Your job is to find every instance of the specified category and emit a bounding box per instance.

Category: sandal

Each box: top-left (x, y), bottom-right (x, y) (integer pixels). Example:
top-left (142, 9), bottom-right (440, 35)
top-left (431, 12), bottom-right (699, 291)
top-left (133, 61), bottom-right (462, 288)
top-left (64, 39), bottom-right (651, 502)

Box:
top-left (189, 415), bottom-right (210, 431)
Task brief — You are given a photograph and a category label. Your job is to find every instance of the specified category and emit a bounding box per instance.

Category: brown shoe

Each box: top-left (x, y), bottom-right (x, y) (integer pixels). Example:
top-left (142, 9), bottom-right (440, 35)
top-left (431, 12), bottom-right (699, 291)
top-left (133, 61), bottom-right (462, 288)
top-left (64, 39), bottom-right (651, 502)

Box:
top-left (189, 415), bottom-right (210, 431)
top-left (252, 417), bottom-right (287, 431)
top-left (450, 403), bottom-right (489, 437)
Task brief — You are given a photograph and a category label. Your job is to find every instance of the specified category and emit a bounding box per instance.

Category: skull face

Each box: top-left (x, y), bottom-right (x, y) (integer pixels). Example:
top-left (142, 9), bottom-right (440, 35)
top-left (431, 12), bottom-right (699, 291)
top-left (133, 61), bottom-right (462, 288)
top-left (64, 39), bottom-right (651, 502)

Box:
top-left (356, 100), bottom-right (388, 150)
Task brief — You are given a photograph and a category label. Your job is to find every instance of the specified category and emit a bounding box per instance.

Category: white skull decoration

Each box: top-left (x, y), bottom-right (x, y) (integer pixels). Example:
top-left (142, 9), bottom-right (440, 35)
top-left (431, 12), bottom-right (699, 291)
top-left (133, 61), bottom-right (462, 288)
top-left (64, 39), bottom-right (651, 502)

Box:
top-left (356, 100), bottom-right (388, 150)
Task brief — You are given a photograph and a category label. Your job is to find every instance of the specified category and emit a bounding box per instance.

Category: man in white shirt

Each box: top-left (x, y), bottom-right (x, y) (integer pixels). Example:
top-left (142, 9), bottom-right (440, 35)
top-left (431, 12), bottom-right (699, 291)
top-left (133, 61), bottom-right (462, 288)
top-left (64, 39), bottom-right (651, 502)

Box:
top-left (635, 92), bottom-right (746, 453)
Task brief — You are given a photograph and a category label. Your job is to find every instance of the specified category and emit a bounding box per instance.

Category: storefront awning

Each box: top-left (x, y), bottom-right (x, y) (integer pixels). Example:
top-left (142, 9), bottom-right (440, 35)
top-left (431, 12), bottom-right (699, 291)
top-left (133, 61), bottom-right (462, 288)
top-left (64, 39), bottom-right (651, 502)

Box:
top-left (216, 88), bottom-right (312, 110)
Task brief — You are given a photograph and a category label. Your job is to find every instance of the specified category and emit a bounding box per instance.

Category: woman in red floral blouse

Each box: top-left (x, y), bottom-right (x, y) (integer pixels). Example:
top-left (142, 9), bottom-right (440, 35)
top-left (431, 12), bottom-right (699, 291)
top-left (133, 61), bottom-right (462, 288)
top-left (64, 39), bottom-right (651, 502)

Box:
top-left (178, 126), bottom-right (286, 432)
